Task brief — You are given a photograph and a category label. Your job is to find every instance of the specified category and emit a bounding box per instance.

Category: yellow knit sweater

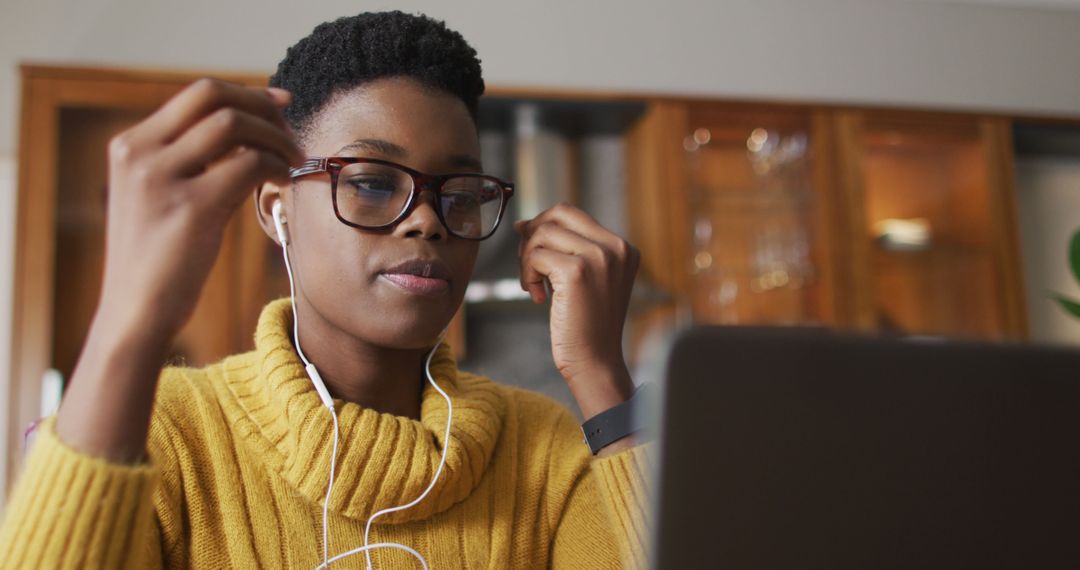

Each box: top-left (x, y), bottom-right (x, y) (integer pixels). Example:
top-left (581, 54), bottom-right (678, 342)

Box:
top-left (0, 299), bottom-right (650, 568)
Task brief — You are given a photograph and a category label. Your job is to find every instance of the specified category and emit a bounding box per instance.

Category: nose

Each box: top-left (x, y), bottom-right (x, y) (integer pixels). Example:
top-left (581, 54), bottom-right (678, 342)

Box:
top-left (393, 189), bottom-right (446, 241)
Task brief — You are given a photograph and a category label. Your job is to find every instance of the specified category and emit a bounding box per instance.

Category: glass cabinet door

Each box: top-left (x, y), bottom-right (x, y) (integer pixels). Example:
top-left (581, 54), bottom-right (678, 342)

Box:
top-left (681, 106), bottom-right (833, 326)
top-left (837, 112), bottom-right (1024, 339)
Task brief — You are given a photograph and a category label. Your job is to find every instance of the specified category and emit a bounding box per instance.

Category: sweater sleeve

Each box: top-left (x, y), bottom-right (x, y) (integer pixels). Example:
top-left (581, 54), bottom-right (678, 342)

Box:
top-left (551, 444), bottom-right (653, 569)
top-left (0, 418), bottom-right (164, 569)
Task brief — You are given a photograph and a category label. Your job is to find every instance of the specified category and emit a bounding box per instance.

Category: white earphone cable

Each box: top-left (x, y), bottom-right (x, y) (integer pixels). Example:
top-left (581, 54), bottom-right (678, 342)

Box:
top-left (362, 344), bottom-right (452, 570)
top-left (315, 542), bottom-right (427, 570)
top-left (280, 230), bottom-right (338, 567)
top-left (276, 205), bottom-right (451, 569)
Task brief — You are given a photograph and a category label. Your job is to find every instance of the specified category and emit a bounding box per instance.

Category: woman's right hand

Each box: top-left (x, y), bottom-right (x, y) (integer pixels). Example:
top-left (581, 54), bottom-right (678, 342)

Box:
top-left (98, 78), bottom-right (302, 342)
top-left (56, 78), bottom-right (303, 462)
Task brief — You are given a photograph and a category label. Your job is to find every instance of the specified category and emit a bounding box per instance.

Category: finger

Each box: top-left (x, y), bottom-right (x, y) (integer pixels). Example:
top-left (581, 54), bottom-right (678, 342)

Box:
top-left (517, 223), bottom-right (546, 303)
top-left (525, 205), bottom-right (640, 279)
top-left (519, 203), bottom-right (624, 253)
top-left (163, 108), bottom-right (303, 176)
top-left (522, 220), bottom-right (605, 259)
top-left (195, 147), bottom-right (291, 212)
top-left (520, 219), bottom-right (611, 274)
top-left (136, 78), bottom-right (291, 145)
top-left (522, 247), bottom-right (586, 304)
top-left (520, 223), bottom-right (602, 303)
top-left (518, 240), bottom-right (545, 303)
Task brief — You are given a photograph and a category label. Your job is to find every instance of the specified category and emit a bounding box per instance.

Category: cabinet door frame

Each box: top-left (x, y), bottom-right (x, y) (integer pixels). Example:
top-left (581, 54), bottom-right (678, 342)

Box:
top-left (833, 109), bottom-right (1029, 339)
top-left (625, 99), bottom-right (850, 333)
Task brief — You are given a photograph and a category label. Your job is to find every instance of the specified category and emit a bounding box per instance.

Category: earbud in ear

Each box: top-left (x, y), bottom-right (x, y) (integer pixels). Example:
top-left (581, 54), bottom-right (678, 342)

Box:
top-left (272, 201), bottom-right (289, 246)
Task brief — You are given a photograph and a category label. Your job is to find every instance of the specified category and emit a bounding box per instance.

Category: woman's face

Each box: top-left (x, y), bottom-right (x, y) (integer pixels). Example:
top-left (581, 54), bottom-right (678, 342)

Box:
top-left (259, 77), bottom-right (482, 350)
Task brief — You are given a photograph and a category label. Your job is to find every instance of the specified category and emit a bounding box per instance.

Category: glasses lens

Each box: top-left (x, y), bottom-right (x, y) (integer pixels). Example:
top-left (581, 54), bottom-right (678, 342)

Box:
top-left (440, 176), bottom-right (505, 239)
top-left (335, 162), bottom-right (413, 226)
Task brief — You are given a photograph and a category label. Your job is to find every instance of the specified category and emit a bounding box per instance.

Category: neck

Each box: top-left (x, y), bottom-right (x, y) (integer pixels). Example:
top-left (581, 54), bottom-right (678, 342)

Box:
top-left (291, 296), bottom-right (430, 419)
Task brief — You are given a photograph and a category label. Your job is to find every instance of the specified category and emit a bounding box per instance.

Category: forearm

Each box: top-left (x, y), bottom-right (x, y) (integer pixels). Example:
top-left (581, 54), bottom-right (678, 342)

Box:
top-left (55, 311), bottom-right (171, 464)
top-left (566, 362), bottom-right (634, 420)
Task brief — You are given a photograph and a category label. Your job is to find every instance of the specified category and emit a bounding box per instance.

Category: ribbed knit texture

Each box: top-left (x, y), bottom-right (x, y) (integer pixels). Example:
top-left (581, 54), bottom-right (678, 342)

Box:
top-left (0, 298), bottom-right (650, 568)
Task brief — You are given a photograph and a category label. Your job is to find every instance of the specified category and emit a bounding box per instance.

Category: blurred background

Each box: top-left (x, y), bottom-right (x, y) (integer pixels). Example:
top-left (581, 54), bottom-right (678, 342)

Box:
top-left (1, 0), bottom-right (1080, 506)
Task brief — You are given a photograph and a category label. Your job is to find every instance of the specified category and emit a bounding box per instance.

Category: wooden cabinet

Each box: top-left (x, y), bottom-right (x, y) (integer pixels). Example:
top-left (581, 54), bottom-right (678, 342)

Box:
top-left (834, 111), bottom-right (1026, 339)
top-left (626, 101), bottom-right (1027, 343)
top-left (626, 102), bottom-right (845, 346)
top-left (680, 105), bottom-right (836, 326)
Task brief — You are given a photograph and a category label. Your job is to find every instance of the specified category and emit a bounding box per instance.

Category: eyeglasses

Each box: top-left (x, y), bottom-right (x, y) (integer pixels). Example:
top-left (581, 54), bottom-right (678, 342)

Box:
top-left (289, 157), bottom-right (515, 241)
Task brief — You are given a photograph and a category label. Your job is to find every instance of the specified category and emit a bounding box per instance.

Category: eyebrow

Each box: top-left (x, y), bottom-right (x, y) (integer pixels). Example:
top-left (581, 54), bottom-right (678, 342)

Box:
top-left (336, 138), bottom-right (484, 172)
top-left (337, 138), bottom-right (405, 157)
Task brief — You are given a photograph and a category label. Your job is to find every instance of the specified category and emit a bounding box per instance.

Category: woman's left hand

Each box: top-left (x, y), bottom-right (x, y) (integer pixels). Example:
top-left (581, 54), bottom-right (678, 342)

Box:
top-left (515, 203), bottom-right (640, 419)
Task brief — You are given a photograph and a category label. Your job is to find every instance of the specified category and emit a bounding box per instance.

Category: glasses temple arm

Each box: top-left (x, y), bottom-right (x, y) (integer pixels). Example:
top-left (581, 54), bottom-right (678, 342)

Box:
top-left (289, 158), bottom-right (327, 178)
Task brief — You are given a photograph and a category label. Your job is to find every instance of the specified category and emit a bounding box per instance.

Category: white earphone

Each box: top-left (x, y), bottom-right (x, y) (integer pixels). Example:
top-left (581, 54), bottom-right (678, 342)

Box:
top-left (271, 200), bottom-right (452, 570)
top-left (272, 200), bottom-right (290, 246)
top-left (273, 201), bottom-right (333, 410)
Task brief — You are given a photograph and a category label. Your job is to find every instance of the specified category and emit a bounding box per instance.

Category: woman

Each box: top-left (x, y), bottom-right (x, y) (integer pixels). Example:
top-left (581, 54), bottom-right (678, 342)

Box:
top-left (0, 11), bottom-right (648, 569)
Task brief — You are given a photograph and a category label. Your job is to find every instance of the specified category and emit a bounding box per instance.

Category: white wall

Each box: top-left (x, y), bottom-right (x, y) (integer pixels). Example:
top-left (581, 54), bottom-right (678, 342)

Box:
top-left (1016, 157), bottom-right (1080, 346)
top-left (2, 0), bottom-right (1080, 159)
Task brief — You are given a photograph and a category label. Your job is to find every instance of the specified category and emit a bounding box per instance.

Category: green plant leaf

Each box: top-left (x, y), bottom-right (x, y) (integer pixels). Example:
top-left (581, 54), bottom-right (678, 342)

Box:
top-left (1052, 292), bottom-right (1080, 319)
top-left (1069, 228), bottom-right (1080, 284)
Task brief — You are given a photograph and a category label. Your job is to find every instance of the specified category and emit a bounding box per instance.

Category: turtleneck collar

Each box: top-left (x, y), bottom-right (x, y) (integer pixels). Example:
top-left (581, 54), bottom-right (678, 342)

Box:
top-left (219, 298), bottom-right (505, 525)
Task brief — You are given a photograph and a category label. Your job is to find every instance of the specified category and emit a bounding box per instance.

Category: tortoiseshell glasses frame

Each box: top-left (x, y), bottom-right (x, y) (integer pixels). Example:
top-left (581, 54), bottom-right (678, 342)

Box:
top-left (289, 157), bottom-right (515, 241)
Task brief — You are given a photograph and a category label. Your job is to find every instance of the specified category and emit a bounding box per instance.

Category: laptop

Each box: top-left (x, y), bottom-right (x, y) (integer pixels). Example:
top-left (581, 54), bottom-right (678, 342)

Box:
top-left (647, 327), bottom-right (1080, 569)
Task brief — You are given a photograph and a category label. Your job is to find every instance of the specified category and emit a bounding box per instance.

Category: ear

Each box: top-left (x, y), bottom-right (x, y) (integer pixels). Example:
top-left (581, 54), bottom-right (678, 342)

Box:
top-left (255, 181), bottom-right (288, 246)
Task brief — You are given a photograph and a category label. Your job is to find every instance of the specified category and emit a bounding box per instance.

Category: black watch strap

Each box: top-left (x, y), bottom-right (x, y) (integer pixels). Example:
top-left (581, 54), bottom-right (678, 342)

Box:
top-left (581, 384), bottom-right (648, 455)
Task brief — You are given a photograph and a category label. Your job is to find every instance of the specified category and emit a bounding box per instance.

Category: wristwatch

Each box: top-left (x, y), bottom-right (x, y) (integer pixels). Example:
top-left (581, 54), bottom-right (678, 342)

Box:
top-left (580, 384), bottom-right (648, 455)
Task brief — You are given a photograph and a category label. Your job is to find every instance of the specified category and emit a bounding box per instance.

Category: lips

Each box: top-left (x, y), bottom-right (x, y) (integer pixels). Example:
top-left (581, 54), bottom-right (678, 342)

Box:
top-left (379, 258), bottom-right (451, 297)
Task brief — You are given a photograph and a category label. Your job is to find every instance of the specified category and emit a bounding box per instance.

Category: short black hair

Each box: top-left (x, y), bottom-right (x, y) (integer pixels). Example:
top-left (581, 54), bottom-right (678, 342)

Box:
top-left (269, 11), bottom-right (485, 140)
